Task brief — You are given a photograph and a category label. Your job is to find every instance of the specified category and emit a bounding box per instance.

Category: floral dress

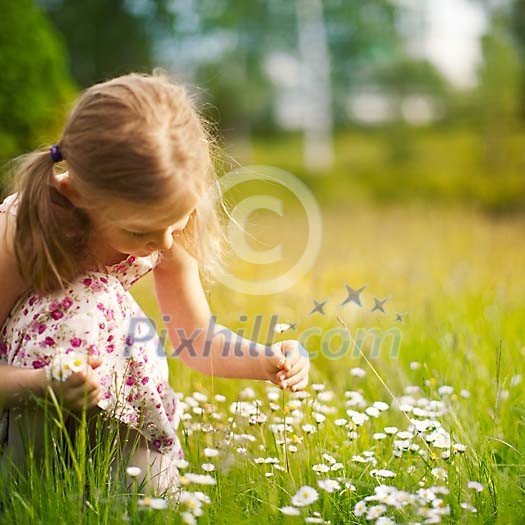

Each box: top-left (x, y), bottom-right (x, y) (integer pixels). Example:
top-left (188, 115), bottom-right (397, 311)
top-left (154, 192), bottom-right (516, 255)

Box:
top-left (0, 192), bottom-right (184, 485)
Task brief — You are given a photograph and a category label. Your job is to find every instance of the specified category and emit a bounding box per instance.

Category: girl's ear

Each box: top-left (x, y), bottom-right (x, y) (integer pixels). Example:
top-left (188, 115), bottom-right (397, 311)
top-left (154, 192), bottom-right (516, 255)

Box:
top-left (53, 172), bottom-right (84, 207)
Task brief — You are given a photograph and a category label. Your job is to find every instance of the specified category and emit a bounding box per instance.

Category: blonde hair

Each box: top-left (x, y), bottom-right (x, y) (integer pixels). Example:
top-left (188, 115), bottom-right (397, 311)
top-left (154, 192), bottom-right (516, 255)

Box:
top-left (4, 70), bottom-right (227, 294)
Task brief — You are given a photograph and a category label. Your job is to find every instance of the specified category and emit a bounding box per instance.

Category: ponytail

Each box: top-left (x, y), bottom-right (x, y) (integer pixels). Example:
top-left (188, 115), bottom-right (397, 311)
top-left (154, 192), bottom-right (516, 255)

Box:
top-left (7, 147), bottom-right (91, 295)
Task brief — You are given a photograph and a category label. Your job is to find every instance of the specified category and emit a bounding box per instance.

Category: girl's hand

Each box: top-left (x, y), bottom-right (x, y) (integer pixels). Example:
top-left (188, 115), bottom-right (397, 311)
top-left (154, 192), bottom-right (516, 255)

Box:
top-left (265, 340), bottom-right (310, 392)
top-left (47, 356), bottom-right (102, 412)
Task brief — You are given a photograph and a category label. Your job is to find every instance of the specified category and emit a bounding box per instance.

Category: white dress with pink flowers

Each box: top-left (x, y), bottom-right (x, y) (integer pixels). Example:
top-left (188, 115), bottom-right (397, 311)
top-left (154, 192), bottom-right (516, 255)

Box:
top-left (0, 192), bottom-right (184, 491)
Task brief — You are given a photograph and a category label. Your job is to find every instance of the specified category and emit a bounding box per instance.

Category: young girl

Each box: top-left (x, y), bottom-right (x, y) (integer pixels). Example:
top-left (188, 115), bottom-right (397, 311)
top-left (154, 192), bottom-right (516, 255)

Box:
top-left (0, 71), bottom-right (310, 494)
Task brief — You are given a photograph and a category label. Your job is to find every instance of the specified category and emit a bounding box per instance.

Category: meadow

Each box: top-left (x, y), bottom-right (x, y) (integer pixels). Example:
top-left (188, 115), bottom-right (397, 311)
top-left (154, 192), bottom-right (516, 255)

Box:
top-left (1, 198), bottom-right (522, 524)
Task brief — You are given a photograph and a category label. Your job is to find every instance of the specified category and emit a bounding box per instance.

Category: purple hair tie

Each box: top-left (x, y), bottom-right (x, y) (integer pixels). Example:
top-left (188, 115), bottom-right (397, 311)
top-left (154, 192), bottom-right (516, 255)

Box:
top-left (49, 144), bottom-right (63, 163)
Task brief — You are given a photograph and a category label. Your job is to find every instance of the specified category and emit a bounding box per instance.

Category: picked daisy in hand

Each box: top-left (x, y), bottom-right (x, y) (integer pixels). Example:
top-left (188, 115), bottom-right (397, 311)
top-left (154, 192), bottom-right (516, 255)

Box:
top-left (46, 350), bottom-right (89, 382)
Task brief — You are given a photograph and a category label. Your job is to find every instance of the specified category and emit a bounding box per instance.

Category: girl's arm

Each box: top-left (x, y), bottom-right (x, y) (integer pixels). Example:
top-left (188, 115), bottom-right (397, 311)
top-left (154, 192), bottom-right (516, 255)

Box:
top-left (0, 211), bottom-right (102, 411)
top-left (0, 209), bottom-right (30, 328)
top-left (0, 362), bottom-right (101, 411)
top-left (0, 366), bottom-right (47, 409)
top-left (153, 243), bottom-right (310, 391)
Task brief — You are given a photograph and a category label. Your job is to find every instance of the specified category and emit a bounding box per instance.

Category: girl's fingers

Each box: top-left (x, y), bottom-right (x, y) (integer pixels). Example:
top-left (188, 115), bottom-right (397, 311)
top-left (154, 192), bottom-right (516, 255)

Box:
top-left (69, 387), bottom-right (101, 411)
top-left (280, 343), bottom-right (303, 372)
top-left (286, 342), bottom-right (309, 363)
top-left (285, 366), bottom-right (309, 391)
top-left (268, 345), bottom-right (287, 370)
top-left (290, 376), bottom-right (309, 392)
top-left (64, 381), bottom-right (98, 400)
top-left (284, 357), bottom-right (309, 379)
top-left (66, 367), bottom-right (100, 387)
top-left (87, 355), bottom-right (103, 369)
top-left (65, 371), bottom-right (87, 387)
top-left (86, 389), bottom-right (101, 409)
top-left (84, 381), bottom-right (99, 396)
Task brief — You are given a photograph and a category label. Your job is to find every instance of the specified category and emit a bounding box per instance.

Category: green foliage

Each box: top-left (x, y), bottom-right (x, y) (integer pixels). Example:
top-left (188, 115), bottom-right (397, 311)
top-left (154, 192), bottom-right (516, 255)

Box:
top-left (477, 14), bottom-right (521, 129)
top-left (248, 129), bottom-right (525, 214)
top-left (510, 0), bottom-right (525, 118)
top-left (0, 0), bottom-right (75, 169)
top-left (466, 8), bottom-right (524, 182)
top-left (372, 57), bottom-right (451, 103)
top-left (39, 0), bottom-right (176, 87)
top-left (171, 0), bottom-right (401, 133)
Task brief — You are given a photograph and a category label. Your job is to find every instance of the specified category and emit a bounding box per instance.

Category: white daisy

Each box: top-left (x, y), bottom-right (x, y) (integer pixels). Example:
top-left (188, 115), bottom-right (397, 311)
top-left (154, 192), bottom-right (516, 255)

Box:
top-left (183, 473), bottom-right (217, 485)
top-left (302, 424), bottom-right (317, 433)
top-left (353, 500), bottom-right (367, 517)
top-left (181, 512), bottom-right (196, 525)
top-left (317, 479), bottom-right (341, 493)
top-left (431, 468), bottom-right (447, 481)
top-left (149, 498), bottom-right (169, 510)
top-left (322, 453), bottom-right (336, 465)
top-left (467, 481), bottom-right (484, 492)
top-left (452, 443), bottom-right (467, 453)
top-left (366, 504), bottom-right (386, 520)
top-left (274, 323), bottom-right (292, 333)
top-left (370, 469), bottom-right (396, 478)
top-left (126, 466), bottom-right (142, 478)
top-left (461, 502), bottom-right (477, 512)
top-left (291, 486), bottom-right (319, 506)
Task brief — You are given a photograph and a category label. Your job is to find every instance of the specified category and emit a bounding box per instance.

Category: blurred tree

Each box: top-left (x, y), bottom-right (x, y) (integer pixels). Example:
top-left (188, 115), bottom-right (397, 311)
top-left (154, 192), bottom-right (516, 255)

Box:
top-left (0, 0), bottom-right (74, 188)
top-left (373, 57), bottom-right (450, 117)
top-left (163, 0), bottom-right (401, 168)
top-left (175, 1), bottom-right (287, 137)
top-left (296, 0), bottom-right (334, 171)
top-left (510, 0), bottom-right (525, 120)
top-left (38, 0), bottom-right (176, 87)
top-left (476, 8), bottom-right (521, 173)
top-left (368, 56), bottom-right (450, 163)
top-left (327, 1), bottom-right (401, 126)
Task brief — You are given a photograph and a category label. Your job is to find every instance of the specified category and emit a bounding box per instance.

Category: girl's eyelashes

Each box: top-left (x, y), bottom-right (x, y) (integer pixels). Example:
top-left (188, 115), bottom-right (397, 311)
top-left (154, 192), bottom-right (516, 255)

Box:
top-left (122, 213), bottom-right (192, 238)
top-left (125, 228), bottom-right (182, 237)
top-left (125, 230), bottom-right (148, 237)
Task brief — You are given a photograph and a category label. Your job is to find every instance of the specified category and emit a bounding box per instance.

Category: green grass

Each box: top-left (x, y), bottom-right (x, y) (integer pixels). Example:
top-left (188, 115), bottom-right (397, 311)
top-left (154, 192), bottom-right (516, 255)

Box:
top-left (1, 201), bottom-right (524, 524)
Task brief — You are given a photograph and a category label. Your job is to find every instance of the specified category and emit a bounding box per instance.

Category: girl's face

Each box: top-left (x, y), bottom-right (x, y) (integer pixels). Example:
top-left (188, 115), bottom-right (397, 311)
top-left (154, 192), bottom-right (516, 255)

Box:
top-left (88, 198), bottom-right (197, 263)
top-left (53, 171), bottom-right (198, 264)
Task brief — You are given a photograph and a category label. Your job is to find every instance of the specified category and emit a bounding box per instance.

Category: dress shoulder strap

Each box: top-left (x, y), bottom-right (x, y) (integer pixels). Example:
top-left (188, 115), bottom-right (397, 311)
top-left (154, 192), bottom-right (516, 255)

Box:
top-left (0, 193), bottom-right (19, 217)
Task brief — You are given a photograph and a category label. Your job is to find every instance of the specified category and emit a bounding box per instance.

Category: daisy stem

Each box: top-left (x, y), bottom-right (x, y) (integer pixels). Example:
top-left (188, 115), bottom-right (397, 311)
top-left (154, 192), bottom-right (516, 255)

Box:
top-left (281, 340), bottom-right (291, 476)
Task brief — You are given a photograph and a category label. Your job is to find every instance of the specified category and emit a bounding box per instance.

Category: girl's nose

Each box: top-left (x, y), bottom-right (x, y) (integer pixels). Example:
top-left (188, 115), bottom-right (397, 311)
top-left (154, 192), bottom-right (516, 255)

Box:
top-left (148, 228), bottom-right (174, 252)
